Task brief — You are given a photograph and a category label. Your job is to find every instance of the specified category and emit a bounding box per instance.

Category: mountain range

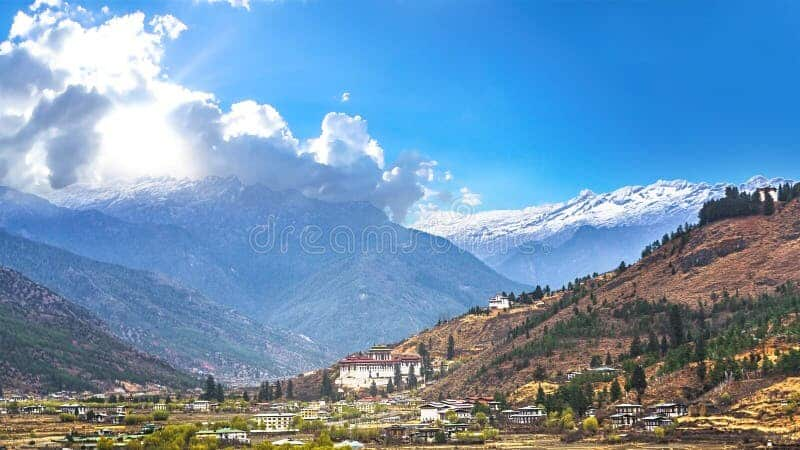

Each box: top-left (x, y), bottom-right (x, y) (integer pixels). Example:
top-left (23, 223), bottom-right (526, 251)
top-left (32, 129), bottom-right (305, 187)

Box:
top-left (0, 177), bottom-right (524, 373)
top-left (413, 175), bottom-right (794, 287)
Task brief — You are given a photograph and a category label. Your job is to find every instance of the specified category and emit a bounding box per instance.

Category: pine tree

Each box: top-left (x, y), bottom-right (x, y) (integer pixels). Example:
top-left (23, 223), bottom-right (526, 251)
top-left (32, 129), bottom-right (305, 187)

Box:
top-left (605, 351), bottom-right (613, 366)
top-left (535, 384), bottom-right (546, 405)
top-left (204, 375), bottom-right (216, 401)
top-left (446, 335), bottom-right (455, 360)
top-left (668, 305), bottom-right (685, 347)
top-left (630, 365), bottom-right (647, 403)
top-left (274, 380), bottom-right (282, 399)
top-left (764, 191), bottom-right (775, 215)
top-left (393, 364), bottom-right (403, 391)
top-left (369, 381), bottom-right (378, 397)
top-left (696, 360), bottom-right (707, 382)
top-left (660, 335), bottom-right (669, 356)
top-left (242, 391), bottom-right (250, 402)
top-left (286, 380), bottom-right (294, 399)
top-left (386, 378), bottom-right (394, 393)
top-left (647, 330), bottom-right (659, 354)
top-left (215, 383), bottom-right (225, 402)
top-left (407, 364), bottom-right (418, 389)
top-left (629, 334), bottom-right (642, 358)
top-left (610, 378), bottom-right (622, 402)
top-left (320, 369), bottom-right (332, 399)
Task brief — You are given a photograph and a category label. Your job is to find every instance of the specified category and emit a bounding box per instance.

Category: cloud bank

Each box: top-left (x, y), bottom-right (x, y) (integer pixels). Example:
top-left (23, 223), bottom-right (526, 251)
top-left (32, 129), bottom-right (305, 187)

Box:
top-left (0, 1), bottom-right (449, 221)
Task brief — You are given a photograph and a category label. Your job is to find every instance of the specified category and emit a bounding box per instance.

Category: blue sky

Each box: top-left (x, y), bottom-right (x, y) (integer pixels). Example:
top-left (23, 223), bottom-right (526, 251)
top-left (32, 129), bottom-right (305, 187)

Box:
top-left (2, 0), bottom-right (799, 211)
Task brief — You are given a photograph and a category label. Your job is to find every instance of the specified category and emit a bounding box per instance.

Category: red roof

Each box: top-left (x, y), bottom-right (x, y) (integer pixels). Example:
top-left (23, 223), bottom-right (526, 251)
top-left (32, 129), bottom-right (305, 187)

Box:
top-left (339, 353), bottom-right (421, 365)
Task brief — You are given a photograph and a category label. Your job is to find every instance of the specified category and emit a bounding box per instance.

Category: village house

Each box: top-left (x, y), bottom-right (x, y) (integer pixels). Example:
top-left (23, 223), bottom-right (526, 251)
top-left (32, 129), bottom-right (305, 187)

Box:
top-left (586, 366), bottom-right (619, 376)
top-left (642, 415), bottom-right (674, 431)
top-left (610, 412), bottom-right (637, 429)
top-left (21, 405), bottom-right (45, 415)
top-left (59, 404), bottom-right (87, 417)
top-left (488, 293), bottom-right (512, 310)
top-left (413, 427), bottom-right (442, 444)
top-left (615, 403), bottom-right (644, 416)
top-left (566, 370), bottom-right (583, 381)
top-left (506, 405), bottom-right (546, 425)
top-left (197, 428), bottom-right (249, 444)
top-left (252, 412), bottom-right (297, 432)
top-left (419, 402), bottom-right (447, 422)
top-left (153, 403), bottom-right (168, 412)
top-left (185, 400), bottom-right (210, 412)
top-left (652, 402), bottom-right (688, 418)
top-left (336, 345), bottom-right (422, 391)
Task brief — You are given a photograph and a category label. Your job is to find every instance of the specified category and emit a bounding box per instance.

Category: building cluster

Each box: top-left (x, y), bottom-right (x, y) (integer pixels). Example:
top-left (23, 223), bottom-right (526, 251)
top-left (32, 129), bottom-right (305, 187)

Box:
top-left (336, 345), bottom-right (423, 391)
top-left (609, 402), bottom-right (688, 431)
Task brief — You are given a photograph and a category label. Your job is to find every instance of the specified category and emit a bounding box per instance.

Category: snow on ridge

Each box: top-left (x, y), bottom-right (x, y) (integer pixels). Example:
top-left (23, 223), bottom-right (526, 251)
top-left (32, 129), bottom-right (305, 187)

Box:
top-left (412, 176), bottom-right (794, 255)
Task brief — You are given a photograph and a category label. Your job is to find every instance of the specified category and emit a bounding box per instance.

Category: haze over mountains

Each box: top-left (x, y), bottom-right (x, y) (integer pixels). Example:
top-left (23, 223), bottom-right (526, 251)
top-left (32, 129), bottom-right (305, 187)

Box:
top-left (413, 176), bottom-right (794, 287)
top-left (0, 177), bottom-right (524, 374)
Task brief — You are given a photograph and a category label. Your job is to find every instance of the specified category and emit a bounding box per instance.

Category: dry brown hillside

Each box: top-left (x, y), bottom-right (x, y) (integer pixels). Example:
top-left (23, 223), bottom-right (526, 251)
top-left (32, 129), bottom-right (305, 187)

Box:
top-left (418, 199), bottom-right (800, 400)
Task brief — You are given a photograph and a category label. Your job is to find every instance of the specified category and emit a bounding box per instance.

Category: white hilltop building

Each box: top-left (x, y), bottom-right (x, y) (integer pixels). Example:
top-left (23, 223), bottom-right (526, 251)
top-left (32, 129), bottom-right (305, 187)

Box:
top-left (488, 293), bottom-right (511, 310)
top-left (336, 345), bottom-right (422, 391)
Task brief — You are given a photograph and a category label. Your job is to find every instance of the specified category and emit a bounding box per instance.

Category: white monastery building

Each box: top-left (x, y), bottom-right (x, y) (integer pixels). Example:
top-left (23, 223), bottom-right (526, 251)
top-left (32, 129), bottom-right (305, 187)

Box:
top-left (336, 345), bottom-right (422, 390)
top-left (488, 293), bottom-right (512, 310)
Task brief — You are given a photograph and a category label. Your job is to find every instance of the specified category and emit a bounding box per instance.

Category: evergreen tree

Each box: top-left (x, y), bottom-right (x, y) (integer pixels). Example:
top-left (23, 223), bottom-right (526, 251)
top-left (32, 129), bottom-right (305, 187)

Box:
top-left (320, 369), bottom-right (333, 399)
top-left (660, 335), bottom-right (669, 356)
top-left (535, 384), bottom-right (546, 405)
top-left (668, 305), bottom-right (685, 347)
top-left (629, 334), bottom-right (642, 358)
top-left (393, 364), bottom-right (403, 391)
top-left (590, 355), bottom-right (602, 368)
top-left (215, 383), bottom-right (225, 402)
top-left (647, 330), bottom-right (659, 354)
top-left (610, 378), bottom-right (622, 402)
top-left (386, 378), bottom-right (394, 394)
top-left (286, 380), bottom-right (294, 399)
top-left (696, 360), bottom-right (707, 382)
top-left (605, 351), bottom-right (613, 366)
top-left (242, 391), bottom-right (250, 402)
top-left (204, 375), bottom-right (216, 401)
top-left (407, 364), bottom-right (418, 389)
top-left (369, 381), bottom-right (378, 397)
top-left (764, 191), bottom-right (775, 215)
top-left (533, 365), bottom-right (546, 381)
top-left (446, 335), bottom-right (455, 360)
top-left (274, 380), bottom-right (282, 399)
top-left (630, 365), bottom-right (648, 402)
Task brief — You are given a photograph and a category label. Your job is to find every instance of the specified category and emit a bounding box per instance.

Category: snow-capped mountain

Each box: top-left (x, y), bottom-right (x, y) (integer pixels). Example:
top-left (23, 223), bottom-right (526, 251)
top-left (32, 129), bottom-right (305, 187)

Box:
top-left (413, 176), bottom-right (794, 286)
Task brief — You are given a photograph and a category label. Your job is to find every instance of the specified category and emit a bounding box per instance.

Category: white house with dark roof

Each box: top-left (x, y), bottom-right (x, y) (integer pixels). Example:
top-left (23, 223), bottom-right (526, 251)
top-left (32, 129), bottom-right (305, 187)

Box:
top-left (488, 294), bottom-right (511, 310)
top-left (652, 402), bottom-right (687, 418)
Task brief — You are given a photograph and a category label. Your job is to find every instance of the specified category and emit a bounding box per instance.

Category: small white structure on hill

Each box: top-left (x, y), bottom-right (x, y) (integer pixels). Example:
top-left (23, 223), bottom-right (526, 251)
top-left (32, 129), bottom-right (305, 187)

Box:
top-left (488, 294), bottom-right (511, 310)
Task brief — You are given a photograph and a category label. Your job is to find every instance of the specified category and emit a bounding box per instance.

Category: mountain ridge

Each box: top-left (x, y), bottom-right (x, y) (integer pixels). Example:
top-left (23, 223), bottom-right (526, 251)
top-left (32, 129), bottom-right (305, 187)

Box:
top-left (0, 266), bottom-right (195, 392)
top-left (413, 175), bottom-right (794, 286)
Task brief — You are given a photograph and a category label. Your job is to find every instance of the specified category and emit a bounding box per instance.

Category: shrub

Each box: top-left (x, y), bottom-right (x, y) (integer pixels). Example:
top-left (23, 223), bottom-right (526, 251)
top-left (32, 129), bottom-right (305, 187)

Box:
top-left (59, 413), bottom-right (76, 422)
top-left (582, 416), bottom-right (599, 434)
top-left (654, 426), bottom-right (666, 440)
top-left (152, 410), bottom-right (169, 421)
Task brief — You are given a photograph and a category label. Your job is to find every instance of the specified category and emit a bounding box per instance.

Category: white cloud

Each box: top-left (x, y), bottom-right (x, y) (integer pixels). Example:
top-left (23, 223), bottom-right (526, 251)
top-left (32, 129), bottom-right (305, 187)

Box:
top-left (340, 91), bottom-right (350, 102)
top-left (29, 0), bottom-right (61, 11)
top-left (458, 187), bottom-right (482, 207)
top-left (202, 0), bottom-right (252, 10)
top-left (306, 113), bottom-right (385, 169)
top-left (149, 15), bottom-right (187, 40)
top-left (0, 3), bottom-right (443, 222)
top-left (443, 170), bottom-right (453, 181)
